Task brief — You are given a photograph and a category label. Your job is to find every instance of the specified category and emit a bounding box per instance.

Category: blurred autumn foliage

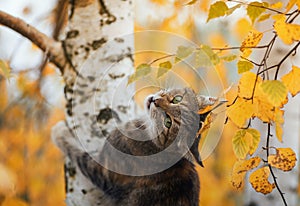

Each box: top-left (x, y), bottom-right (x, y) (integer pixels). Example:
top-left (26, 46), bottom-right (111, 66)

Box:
top-left (0, 64), bottom-right (65, 206)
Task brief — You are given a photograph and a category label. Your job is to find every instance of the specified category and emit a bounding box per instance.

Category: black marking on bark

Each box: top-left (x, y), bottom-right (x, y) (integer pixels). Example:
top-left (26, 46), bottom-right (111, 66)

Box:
top-left (101, 129), bottom-right (108, 137)
top-left (66, 99), bottom-right (73, 116)
top-left (64, 163), bottom-right (68, 193)
top-left (97, 107), bottom-right (120, 124)
top-left (66, 30), bottom-right (79, 39)
top-left (114, 37), bottom-right (124, 43)
top-left (85, 46), bottom-right (90, 52)
top-left (62, 40), bottom-right (81, 76)
top-left (69, 0), bottom-right (75, 19)
top-left (98, 0), bottom-right (116, 25)
top-left (67, 165), bottom-right (77, 177)
top-left (87, 76), bottom-right (95, 82)
top-left (117, 105), bottom-right (128, 113)
top-left (91, 38), bottom-right (107, 50)
top-left (81, 189), bottom-right (87, 194)
top-left (109, 73), bottom-right (125, 79)
top-left (74, 50), bottom-right (79, 56)
top-left (83, 112), bottom-right (89, 117)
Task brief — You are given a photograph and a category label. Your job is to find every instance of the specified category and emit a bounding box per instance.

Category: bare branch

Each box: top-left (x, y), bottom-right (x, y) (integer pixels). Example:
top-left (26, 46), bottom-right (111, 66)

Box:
top-left (0, 10), bottom-right (67, 72)
top-left (266, 123), bottom-right (288, 206)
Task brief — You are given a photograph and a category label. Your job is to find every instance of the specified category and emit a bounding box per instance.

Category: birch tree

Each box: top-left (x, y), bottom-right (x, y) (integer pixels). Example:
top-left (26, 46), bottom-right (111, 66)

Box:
top-left (0, 0), bottom-right (135, 205)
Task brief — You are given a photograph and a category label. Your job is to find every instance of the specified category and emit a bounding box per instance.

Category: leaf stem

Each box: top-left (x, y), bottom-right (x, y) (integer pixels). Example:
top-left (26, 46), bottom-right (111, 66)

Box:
top-left (147, 54), bottom-right (175, 65)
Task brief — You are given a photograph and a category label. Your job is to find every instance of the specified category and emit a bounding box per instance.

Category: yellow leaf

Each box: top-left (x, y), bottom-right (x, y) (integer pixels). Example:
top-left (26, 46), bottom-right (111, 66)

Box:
top-left (197, 112), bottom-right (216, 138)
top-left (231, 157), bottom-right (261, 189)
top-left (274, 109), bottom-right (284, 142)
top-left (128, 63), bottom-right (151, 84)
top-left (273, 14), bottom-right (300, 45)
top-left (253, 85), bottom-right (275, 122)
top-left (231, 171), bottom-right (245, 189)
top-left (235, 18), bottom-right (252, 40)
top-left (240, 30), bottom-right (263, 57)
top-left (220, 54), bottom-right (237, 62)
top-left (249, 167), bottom-right (275, 194)
top-left (281, 65), bottom-right (300, 97)
top-left (268, 148), bottom-right (297, 171)
top-left (232, 129), bottom-right (260, 159)
top-left (260, 80), bottom-right (288, 107)
top-left (175, 46), bottom-right (194, 63)
top-left (227, 98), bottom-right (254, 127)
top-left (258, 13), bottom-right (271, 22)
top-left (270, 2), bottom-right (283, 9)
top-left (237, 60), bottom-right (254, 73)
top-left (247, 2), bottom-right (268, 23)
top-left (234, 157), bottom-right (261, 173)
top-left (238, 72), bottom-right (262, 99)
top-left (207, 1), bottom-right (229, 22)
top-left (285, 0), bottom-right (300, 12)
top-left (247, 128), bottom-right (260, 155)
top-left (157, 61), bottom-right (172, 78)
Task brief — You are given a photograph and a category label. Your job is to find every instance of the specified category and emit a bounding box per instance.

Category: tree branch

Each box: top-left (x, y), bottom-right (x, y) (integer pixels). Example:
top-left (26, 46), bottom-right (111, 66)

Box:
top-left (0, 10), bottom-right (66, 72)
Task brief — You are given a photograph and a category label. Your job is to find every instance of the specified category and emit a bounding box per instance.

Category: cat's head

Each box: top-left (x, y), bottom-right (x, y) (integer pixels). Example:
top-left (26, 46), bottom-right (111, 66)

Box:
top-left (145, 87), bottom-right (218, 166)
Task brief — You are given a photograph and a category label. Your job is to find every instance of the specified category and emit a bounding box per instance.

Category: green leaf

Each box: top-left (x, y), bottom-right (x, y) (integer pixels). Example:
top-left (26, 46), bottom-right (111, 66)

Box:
top-left (207, 1), bottom-right (229, 22)
top-left (232, 130), bottom-right (249, 159)
top-left (237, 60), bottom-right (254, 74)
top-left (157, 61), bottom-right (172, 78)
top-left (221, 54), bottom-right (238, 62)
top-left (194, 49), bottom-right (212, 68)
top-left (128, 63), bottom-right (151, 84)
top-left (260, 80), bottom-right (288, 107)
top-left (175, 46), bottom-right (194, 63)
top-left (232, 129), bottom-right (260, 159)
top-left (247, 1), bottom-right (269, 23)
top-left (202, 45), bottom-right (220, 65)
top-left (194, 45), bottom-right (220, 67)
top-left (226, 4), bottom-right (242, 15)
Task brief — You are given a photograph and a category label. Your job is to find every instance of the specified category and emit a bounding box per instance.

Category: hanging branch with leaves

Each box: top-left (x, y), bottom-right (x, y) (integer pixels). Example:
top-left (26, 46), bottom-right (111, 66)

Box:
top-left (129, 1), bottom-right (300, 205)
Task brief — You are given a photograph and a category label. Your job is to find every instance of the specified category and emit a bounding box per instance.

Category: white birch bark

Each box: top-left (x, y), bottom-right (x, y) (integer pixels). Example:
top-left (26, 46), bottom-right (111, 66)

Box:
top-left (51, 0), bottom-right (135, 205)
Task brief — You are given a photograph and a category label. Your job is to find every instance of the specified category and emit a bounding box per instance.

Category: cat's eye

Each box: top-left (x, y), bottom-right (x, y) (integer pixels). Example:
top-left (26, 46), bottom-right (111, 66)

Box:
top-left (171, 95), bottom-right (183, 104)
top-left (164, 116), bottom-right (172, 128)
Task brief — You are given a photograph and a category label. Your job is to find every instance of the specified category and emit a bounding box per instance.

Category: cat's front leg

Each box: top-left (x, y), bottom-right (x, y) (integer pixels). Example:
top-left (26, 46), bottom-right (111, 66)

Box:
top-left (52, 122), bottom-right (126, 197)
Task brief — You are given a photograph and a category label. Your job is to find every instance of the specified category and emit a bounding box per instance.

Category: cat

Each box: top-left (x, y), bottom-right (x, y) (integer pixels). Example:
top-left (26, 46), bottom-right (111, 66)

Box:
top-left (53, 87), bottom-right (219, 206)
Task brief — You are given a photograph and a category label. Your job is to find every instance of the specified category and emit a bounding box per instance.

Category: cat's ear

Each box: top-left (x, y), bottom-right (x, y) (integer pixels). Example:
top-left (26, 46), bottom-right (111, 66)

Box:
top-left (196, 95), bottom-right (218, 109)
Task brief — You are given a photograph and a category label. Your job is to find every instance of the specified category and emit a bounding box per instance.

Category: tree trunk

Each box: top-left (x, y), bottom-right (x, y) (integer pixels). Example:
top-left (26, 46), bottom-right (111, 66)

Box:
top-left (51, 0), bottom-right (135, 205)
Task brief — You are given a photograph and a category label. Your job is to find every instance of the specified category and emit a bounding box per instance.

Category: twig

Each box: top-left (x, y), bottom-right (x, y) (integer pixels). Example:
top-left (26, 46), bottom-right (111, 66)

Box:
top-left (274, 41), bottom-right (300, 79)
top-left (266, 123), bottom-right (288, 206)
top-left (0, 10), bottom-right (66, 72)
top-left (211, 45), bottom-right (268, 51)
top-left (250, 35), bottom-right (277, 100)
top-left (148, 54), bottom-right (175, 65)
top-left (227, 0), bottom-right (284, 14)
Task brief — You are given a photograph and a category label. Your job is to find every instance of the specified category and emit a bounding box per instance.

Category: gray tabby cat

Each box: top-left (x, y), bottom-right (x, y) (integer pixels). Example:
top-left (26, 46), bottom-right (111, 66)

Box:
top-left (54, 87), bottom-right (218, 206)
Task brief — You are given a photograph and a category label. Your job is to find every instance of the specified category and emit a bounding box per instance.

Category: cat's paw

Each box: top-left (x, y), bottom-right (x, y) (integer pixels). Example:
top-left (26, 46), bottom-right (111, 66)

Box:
top-left (51, 121), bottom-right (80, 155)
